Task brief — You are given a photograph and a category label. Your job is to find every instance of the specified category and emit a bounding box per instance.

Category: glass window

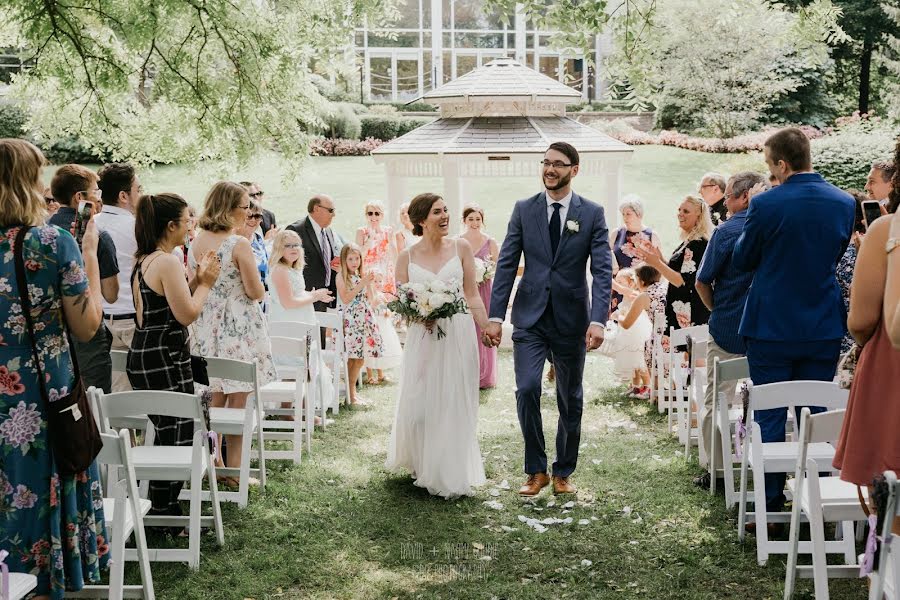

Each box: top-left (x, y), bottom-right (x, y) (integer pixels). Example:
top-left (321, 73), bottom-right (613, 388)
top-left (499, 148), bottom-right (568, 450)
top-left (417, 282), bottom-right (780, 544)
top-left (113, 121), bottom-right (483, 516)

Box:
top-left (452, 0), bottom-right (508, 30)
top-left (396, 56), bottom-right (421, 100)
top-left (539, 55), bottom-right (559, 79)
top-left (369, 56), bottom-right (393, 102)
top-left (391, 0), bottom-right (422, 29)
top-left (564, 58), bottom-right (585, 91)
top-left (367, 32), bottom-right (421, 48)
top-left (442, 52), bottom-right (453, 83)
top-left (456, 54), bottom-right (477, 77)
top-left (453, 32), bottom-right (504, 49)
top-left (442, 0), bottom-right (452, 28)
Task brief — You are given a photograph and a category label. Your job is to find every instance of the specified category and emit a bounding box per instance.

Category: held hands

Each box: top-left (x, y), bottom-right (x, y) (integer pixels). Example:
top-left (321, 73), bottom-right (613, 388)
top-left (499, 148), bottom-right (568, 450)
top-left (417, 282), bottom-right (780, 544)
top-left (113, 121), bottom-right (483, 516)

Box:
top-left (482, 322), bottom-right (502, 347)
top-left (313, 288), bottom-right (334, 303)
top-left (585, 323), bottom-right (604, 351)
top-left (196, 251), bottom-right (221, 286)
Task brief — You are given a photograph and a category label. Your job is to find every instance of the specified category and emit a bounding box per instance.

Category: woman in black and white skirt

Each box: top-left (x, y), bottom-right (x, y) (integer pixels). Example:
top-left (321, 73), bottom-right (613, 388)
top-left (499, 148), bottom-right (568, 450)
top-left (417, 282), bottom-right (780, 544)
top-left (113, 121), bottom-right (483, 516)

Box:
top-left (127, 193), bottom-right (220, 516)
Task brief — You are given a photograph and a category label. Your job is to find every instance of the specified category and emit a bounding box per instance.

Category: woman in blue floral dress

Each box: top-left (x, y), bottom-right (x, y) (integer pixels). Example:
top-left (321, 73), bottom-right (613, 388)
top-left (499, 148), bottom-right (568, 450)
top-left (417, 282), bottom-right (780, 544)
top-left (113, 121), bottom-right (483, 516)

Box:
top-left (0, 139), bottom-right (109, 599)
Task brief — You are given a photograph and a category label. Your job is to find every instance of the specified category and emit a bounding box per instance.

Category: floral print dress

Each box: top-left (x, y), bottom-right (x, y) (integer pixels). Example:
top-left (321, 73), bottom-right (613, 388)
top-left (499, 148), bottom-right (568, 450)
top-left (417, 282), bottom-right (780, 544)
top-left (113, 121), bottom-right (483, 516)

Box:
top-left (0, 225), bottom-right (109, 599)
top-left (360, 226), bottom-right (396, 297)
top-left (836, 243), bottom-right (858, 354)
top-left (190, 235), bottom-right (277, 393)
top-left (342, 274), bottom-right (384, 360)
top-left (663, 238), bottom-right (710, 351)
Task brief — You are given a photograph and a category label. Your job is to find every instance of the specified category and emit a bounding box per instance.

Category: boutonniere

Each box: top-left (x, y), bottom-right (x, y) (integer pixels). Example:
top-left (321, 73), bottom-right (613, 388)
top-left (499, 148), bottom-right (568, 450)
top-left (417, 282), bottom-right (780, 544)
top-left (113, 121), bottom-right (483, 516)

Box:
top-left (565, 219), bottom-right (580, 234)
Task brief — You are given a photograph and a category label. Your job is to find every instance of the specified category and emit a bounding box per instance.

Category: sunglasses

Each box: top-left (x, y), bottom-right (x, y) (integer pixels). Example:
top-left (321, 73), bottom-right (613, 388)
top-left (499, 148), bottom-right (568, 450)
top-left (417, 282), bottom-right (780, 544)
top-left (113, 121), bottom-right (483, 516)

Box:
top-left (248, 213), bottom-right (263, 220)
top-left (284, 243), bottom-right (301, 249)
top-left (250, 191), bottom-right (264, 198)
top-left (367, 211), bottom-right (382, 216)
top-left (319, 206), bottom-right (335, 214)
top-left (45, 197), bottom-right (55, 205)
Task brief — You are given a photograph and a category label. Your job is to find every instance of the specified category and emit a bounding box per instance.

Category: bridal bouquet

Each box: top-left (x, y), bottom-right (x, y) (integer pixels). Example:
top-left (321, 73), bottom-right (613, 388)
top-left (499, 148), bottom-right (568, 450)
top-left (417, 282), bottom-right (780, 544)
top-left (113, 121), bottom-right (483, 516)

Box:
top-left (387, 279), bottom-right (468, 339)
top-left (473, 257), bottom-right (496, 284)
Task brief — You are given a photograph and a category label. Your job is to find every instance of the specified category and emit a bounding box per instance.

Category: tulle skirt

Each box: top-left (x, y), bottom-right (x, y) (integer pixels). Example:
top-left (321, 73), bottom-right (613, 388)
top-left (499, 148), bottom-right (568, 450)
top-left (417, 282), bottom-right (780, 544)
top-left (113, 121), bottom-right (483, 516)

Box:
top-left (385, 313), bottom-right (486, 498)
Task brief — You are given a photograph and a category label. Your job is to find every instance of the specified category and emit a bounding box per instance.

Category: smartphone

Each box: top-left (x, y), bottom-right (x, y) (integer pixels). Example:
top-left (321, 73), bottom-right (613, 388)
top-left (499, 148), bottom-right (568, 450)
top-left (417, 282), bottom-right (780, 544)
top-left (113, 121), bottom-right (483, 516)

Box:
top-left (862, 200), bottom-right (882, 230)
top-left (74, 200), bottom-right (93, 245)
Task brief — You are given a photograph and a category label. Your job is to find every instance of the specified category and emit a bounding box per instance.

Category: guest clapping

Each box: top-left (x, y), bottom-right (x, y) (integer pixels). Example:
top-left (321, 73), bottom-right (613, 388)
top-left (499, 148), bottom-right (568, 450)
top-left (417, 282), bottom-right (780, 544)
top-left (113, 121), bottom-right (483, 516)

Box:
top-left (127, 193), bottom-right (221, 515)
top-left (460, 204), bottom-right (499, 389)
top-left (634, 195), bottom-right (713, 350)
top-left (0, 139), bottom-right (108, 598)
top-left (190, 181), bottom-right (276, 485)
top-left (609, 196), bottom-right (661, 312)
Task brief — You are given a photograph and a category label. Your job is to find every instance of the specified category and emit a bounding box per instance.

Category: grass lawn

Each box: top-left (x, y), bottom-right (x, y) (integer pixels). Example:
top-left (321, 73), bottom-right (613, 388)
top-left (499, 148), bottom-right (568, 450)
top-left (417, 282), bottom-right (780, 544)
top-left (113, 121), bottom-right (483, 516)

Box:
top-left (145, 350), bottom-right (866, 599)
top-left (127, 145), bottom-right (765, 252)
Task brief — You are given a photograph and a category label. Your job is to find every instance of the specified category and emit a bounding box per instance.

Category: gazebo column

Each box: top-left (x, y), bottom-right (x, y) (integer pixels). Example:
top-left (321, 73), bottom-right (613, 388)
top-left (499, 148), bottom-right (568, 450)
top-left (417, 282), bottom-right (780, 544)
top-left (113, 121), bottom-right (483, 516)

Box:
top-left (603, 161), bottom-right (623, 228)
top-left (442, 159), bottom-right (465, 221)
top-left (384, 167), bottom-right (407, 229)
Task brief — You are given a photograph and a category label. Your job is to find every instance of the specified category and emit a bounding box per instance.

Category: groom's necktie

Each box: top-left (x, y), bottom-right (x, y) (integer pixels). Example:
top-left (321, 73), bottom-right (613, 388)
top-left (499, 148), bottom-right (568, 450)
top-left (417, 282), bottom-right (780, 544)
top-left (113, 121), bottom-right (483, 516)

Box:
top-left (549, 202), bottom-right (562, 256)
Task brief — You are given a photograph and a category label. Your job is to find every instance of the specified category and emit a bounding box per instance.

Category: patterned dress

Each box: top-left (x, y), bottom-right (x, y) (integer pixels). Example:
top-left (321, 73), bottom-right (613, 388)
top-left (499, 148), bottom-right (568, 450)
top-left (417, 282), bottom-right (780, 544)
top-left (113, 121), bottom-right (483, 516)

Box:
top-left (342, 274), bottom-right (383, 360)
top-left (611, 226), bottom-right (656, 312)
top-left (644, 279), bottom-right (669, 367)
top-left (190, 235), bottom-right (276, 393)
top-left (360, 226), bottom-right (396, 297)
top-left (836, 243), bottom-right (857, 354)
top-left (0, 225), bottom-right (109, 599)
top-left (127, 254), bottom-right (195, 515)
top-left (663, 238), bottom-right (710, 351)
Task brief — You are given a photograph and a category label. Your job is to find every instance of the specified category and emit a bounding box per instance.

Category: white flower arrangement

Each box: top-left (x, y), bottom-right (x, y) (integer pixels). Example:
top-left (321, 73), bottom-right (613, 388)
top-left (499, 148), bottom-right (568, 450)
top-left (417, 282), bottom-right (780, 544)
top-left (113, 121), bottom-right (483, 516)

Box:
top-left (388, 278), bottom-right (468, 339)
top-left (473, 257), bottom-right (496, 284)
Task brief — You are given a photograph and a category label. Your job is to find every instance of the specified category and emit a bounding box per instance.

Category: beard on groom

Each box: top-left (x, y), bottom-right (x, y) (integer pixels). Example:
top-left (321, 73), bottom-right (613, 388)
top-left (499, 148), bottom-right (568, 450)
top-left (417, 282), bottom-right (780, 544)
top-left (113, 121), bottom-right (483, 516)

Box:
top-left (483, 142), bottom-right (612, 497)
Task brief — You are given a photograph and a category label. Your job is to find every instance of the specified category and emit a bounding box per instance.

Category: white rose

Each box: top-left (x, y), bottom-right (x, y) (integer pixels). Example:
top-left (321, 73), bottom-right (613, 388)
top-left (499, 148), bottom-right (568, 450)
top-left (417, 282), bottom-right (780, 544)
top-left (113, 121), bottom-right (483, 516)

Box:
top-left (566, 219), bottom-right (579, 233)
top-left (417, 302), bottom-right (431, 317)
top-left (409, 283), bottom-right (426, 295)
top-left (429, 280), bottom-right (448, 294)
top-left (429, 292), bottom-right (452, 309)
top-left (473, 258), bottom-right (486, 282)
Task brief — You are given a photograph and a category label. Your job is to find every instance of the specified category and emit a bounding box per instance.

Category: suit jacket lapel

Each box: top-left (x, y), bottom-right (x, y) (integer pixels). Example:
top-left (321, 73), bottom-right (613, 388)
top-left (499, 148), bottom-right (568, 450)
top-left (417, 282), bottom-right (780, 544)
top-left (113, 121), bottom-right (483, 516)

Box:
top-left (554, 193), bottom-right (582, 263)
top-left (303, 217), bottom-right (324, 262)
top-left (533, 193), bottom-right (553, 261)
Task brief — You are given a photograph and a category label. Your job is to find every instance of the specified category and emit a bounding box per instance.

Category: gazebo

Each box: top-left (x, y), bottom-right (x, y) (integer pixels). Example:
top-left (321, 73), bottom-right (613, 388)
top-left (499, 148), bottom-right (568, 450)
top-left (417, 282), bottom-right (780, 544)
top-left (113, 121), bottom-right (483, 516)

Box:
top-left (371, 58), bottom-right (633, 225)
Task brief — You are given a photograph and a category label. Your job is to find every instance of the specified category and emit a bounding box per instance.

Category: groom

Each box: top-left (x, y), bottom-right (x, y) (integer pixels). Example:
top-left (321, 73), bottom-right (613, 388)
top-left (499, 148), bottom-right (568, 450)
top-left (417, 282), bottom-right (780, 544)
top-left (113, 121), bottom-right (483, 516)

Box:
top-left (484, 142), bottom-right (612, 496)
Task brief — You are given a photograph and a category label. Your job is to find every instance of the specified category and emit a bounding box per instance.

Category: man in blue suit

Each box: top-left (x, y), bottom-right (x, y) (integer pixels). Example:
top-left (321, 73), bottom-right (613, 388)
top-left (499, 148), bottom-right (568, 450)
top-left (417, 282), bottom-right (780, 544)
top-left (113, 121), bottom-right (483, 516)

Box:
top-left (732, 127), bottom-right (855, 518)
top-left (483, 142), bottom-right (613, 497)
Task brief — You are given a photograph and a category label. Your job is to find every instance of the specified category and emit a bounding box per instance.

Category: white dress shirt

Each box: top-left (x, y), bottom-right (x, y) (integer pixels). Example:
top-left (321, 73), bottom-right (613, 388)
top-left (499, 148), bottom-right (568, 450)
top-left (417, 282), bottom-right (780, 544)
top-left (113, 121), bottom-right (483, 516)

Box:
top-left (94, 205), bottom-right (136, 315)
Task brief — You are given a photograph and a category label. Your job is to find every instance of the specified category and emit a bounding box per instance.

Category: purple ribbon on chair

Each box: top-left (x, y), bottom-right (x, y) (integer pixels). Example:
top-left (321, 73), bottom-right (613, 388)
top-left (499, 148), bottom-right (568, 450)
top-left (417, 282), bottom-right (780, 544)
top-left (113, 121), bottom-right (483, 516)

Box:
top-left (734, 420), bottom-right (747, 460)
top-left (208, 431), bottom-right (219, 463)
top-left (0, 549), bottom-right (10, 600)
top-left (861, 513), bottom-right (879, 576)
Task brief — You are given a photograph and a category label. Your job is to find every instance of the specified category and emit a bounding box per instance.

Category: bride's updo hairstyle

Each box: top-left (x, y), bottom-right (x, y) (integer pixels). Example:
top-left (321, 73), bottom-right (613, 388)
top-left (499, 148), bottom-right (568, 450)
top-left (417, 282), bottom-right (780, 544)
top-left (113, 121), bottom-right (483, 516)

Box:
top-left (408, 192), bottom-right (443, 236)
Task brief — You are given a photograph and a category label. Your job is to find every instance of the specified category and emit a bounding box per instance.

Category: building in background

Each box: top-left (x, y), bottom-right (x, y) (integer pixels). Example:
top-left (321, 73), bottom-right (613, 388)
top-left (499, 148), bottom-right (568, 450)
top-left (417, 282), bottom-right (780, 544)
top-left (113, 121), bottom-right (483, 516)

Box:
top-left (355, 0), bottom-right (610, 103)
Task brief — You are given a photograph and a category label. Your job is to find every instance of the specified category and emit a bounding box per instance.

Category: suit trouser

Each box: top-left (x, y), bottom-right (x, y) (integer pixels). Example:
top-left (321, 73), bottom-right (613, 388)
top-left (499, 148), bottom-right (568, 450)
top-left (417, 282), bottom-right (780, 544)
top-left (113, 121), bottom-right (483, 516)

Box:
top-left (106, 316), bottom-right (136, 392)
top-left (745, 337), bottom-right (841, 512)
top-left (698, 339), bottom-right (744, 470)
top-left (72, 324), bottom-right (113, 394)
top-left (512, 304), bottom-right (586, 478)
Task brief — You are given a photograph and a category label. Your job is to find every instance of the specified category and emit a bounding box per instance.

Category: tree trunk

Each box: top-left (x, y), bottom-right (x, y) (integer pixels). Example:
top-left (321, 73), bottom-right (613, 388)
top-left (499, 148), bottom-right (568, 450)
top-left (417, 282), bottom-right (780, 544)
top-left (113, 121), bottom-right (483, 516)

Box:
top-left (859, 37), bottom-right (873, 114)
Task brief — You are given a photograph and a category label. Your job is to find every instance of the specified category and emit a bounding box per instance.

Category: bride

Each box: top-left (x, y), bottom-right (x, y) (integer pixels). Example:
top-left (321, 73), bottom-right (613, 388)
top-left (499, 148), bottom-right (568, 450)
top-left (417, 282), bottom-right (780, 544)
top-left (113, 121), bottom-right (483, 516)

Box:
top-left (385, 193), bottom-right (489, 498)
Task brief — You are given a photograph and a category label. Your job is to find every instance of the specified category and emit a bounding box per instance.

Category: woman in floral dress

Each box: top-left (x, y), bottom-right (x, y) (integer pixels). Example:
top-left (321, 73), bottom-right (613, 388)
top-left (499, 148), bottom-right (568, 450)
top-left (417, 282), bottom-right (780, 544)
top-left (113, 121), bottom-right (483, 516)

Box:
top-left (355, 201), bottom-right (400, 383)
top-left (190, 181), bottom-right (276, 484)
top-left (635, 195), bottom-right (713, 354)
top-left (0, 139), bottom-right (109, 599)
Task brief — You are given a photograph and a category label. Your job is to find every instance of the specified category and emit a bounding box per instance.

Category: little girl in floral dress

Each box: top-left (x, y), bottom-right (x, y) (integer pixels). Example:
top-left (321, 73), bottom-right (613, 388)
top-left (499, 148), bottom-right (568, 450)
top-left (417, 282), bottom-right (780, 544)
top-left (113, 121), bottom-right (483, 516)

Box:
top-left (337, 243), bottom-right (384, 405)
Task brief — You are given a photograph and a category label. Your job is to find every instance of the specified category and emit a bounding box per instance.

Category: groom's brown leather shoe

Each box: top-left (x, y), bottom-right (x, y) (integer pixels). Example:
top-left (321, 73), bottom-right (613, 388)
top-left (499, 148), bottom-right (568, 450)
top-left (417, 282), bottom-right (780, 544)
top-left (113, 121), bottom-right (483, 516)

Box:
top-left (518, 472), bottom-right (550, 496)
top-left (552, 476), bottom-right (576, 495)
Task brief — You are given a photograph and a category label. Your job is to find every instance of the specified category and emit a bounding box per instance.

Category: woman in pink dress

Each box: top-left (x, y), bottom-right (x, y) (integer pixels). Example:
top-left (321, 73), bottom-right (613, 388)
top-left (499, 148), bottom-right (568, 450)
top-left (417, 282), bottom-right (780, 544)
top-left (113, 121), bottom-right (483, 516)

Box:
top-left (356, 201), bottom-right (401, 384)
top-left (459, 205), bottom-right (499, 389)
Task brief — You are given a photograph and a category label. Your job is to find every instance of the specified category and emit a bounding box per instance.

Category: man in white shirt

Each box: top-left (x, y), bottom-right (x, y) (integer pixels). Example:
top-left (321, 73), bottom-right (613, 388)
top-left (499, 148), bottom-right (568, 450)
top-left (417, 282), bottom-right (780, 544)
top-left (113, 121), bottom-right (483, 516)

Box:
top-left (95, 162), bottom-right (142, 392)
top-left (865, 159), bottom-right (895, 210)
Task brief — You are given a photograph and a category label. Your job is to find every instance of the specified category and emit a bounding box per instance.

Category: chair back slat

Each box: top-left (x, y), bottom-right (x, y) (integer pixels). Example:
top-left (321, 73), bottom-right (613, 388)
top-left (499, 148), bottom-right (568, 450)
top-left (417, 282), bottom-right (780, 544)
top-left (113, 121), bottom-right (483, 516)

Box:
top-left (268, 320), bottom-right (317, 338)
top-left (204, 356), bottom-right (257, 384)
top-left (805, 408), bottom-right (846, 444)
top-left (98, 390), bottom-right (203, 421)
top-left (670, 324), bottom-right (709, 347)
top-left (270, 335), bottom-right (307, 357)
top-left (716, 356), bottom-right (749, 382)
top-left (749, 381), bottom-right (848, 413)
top-left (316, 311), bottom-right (342, 330)
top-left (96, 431), bottom-right (124, 466)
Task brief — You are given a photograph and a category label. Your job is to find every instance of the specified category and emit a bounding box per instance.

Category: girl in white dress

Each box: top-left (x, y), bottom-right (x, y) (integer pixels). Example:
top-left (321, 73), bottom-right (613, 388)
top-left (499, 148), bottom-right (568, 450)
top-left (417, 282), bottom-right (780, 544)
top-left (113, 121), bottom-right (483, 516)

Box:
top-left (267, 230), bottom-right (337, 416)
top-left (386, 193), bottom-right (489, 499)
top-left (598, 267), bottom-right (654, 394)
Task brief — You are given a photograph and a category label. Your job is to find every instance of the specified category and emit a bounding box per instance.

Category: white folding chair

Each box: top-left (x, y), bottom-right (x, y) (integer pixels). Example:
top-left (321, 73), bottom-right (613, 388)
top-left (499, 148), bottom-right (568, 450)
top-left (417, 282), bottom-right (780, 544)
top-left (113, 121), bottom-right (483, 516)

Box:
top-left (108, 350), bottom-right (153, 435)
top-left (201, 357), bottom-right (266, 508)
top-left (736, 381), bottom-right (849, 565)
top-left (320, 308), bottom-right (351, 408)
top-left (869, 471), bottom-right (900, 600)
top-left (91, 389), bottom-right (225, 570)
top-left (70, 429), bottom-right (154, 600)
top-left (650, 312), bottom-right (668, 413)
top-left (268, 320), bottom-right (332, 429)
top-left (258, 335), bottom-right (314, 463)
top-left (711, 356), bottom-right (750, 508)
top-left (667, 325), bottom-right (708, 434)
top-left (784, 408), bottom-right (864, 600)
top-left (683, 335), bottom-right (707, 457)
top-left (2, 558), bottom-right (37, 600)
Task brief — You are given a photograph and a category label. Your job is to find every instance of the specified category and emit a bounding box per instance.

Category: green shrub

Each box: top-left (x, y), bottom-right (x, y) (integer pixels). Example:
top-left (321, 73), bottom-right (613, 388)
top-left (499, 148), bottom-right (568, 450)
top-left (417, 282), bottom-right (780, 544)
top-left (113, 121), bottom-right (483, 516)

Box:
top-left (322, 103), bottom-right (362, 140)
top-left (396, 117), bottom-right (434, 136)
top-left (812, 115), bottom-right (897, 189)
top-left (396, 102), bottom-right (436, 112)
top-left (0, 103), bottom-right (28, 138)
top-left (310, 73), bottom-right (352, 102)
top-left (348, 103), bottom-right (369, 115)
top-left (368, 104), bottom-right (398, 116)
top-left (42, 135), bottom-right (110, 164)
top-left (360, 115), bottom-right (400, 141)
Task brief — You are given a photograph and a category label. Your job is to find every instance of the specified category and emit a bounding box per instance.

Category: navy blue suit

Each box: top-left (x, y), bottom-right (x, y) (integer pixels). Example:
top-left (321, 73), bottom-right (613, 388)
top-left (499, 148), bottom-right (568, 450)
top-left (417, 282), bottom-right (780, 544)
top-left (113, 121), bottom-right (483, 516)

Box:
top-left (732, 172), bottom-right (854, 510)
top-left (489, 191), bottom-right (612, 477)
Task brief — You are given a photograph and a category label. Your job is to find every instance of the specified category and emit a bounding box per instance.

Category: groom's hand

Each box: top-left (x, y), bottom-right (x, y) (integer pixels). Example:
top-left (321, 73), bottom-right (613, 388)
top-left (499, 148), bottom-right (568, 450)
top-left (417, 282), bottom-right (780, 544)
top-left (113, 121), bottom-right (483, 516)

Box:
top-left (585, 323), bottom-right (604, 351)
top-left (484, 322), bottom-right (502, 347)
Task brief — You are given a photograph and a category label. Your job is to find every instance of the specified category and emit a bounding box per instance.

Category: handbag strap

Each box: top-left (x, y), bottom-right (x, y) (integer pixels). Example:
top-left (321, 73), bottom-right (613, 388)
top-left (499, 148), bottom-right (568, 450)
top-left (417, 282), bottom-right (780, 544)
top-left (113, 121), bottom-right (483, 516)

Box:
top-left (13, 226), bottom-right (51, 407)
top-left (13, 226), bottom-right (85, 406)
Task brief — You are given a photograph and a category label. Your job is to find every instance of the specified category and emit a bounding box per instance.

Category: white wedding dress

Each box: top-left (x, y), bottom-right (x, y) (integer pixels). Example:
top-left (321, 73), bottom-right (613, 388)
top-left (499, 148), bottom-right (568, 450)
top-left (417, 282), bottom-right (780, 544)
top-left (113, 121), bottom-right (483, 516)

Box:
top-left (385, 255), bottom-right (486, 498)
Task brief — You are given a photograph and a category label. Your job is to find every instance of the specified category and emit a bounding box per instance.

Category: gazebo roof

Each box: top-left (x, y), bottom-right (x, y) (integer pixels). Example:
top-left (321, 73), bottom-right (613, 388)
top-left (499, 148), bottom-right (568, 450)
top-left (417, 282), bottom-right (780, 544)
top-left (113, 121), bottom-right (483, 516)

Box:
top-left (371, 116), bottom-right (631, 156)
top-left (422, 58), bottom-right (582, 103)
